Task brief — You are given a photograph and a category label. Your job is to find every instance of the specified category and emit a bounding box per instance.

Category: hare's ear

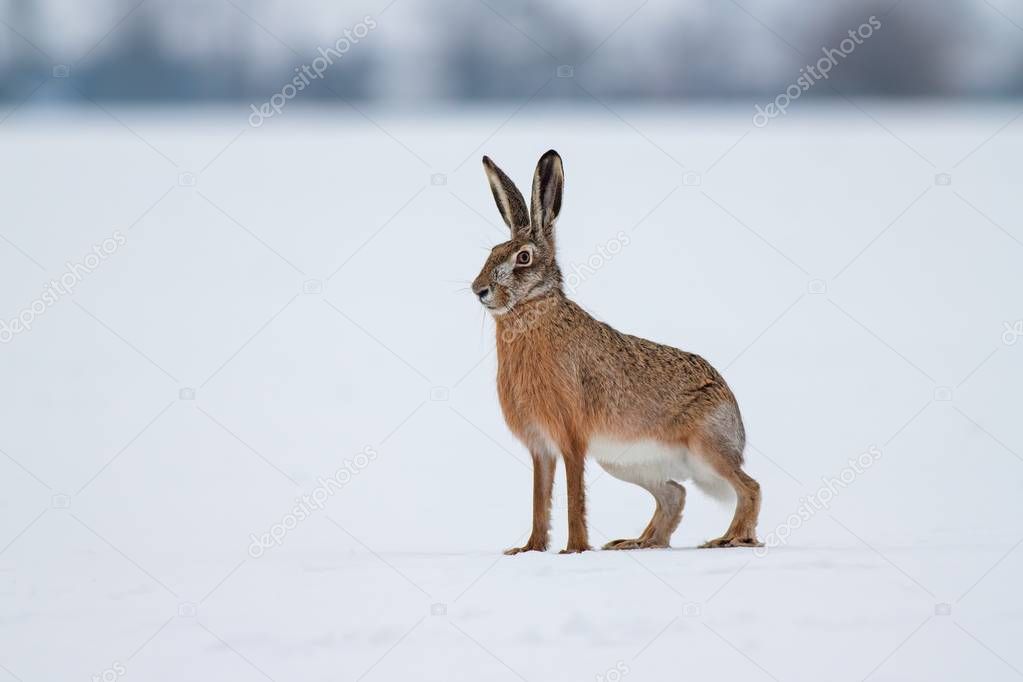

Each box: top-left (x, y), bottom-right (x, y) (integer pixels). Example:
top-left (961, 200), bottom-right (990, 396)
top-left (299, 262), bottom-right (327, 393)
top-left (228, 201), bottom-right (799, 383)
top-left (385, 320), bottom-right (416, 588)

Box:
top-left (530, 149), bottom-right (564, 245)
top-left (482, 156), bottom-right (531, 239)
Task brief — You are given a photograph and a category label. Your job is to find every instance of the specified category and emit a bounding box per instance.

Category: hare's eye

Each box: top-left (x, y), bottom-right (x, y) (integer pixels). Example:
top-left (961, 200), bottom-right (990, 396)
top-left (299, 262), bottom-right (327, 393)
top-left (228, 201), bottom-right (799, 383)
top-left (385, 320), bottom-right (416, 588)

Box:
top-left (516, 250), bottom-right (531, 266)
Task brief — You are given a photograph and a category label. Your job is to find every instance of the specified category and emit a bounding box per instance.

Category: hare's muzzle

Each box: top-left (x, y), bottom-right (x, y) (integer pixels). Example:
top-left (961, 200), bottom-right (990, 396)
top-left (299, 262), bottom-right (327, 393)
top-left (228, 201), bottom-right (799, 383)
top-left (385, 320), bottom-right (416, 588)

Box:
top-left (473, 285), bottom-right (492, 304)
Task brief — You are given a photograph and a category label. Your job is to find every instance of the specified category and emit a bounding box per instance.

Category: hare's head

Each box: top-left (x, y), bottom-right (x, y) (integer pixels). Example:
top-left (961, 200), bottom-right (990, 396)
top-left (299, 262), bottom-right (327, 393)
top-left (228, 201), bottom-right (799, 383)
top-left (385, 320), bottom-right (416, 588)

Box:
top-left (472, 150), bottom-right (564, 316)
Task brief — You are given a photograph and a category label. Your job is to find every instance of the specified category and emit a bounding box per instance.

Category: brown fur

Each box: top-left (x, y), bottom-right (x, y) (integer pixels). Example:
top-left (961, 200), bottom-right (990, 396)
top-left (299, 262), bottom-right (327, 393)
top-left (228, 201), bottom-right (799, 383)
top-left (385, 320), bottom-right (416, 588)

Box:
top-left (473, 151), bottom-right (762, 553)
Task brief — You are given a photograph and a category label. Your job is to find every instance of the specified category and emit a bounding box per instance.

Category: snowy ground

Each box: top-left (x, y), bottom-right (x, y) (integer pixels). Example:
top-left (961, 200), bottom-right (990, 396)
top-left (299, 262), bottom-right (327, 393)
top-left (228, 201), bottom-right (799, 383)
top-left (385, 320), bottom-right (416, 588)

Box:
top-left (1, 102), bottom-right (1022, 681)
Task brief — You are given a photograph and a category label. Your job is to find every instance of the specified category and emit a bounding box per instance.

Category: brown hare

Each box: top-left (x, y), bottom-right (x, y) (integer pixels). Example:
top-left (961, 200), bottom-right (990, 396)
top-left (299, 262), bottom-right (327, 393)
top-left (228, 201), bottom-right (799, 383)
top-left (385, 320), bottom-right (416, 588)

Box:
top-left (472, 150), bottom-right (762, 554)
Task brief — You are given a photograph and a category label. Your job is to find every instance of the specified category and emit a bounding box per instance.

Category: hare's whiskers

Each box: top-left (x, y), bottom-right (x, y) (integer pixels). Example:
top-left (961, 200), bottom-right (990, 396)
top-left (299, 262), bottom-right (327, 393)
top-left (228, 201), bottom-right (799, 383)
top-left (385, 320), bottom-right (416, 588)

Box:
top-left (479, 305), bottom-right (487, 346)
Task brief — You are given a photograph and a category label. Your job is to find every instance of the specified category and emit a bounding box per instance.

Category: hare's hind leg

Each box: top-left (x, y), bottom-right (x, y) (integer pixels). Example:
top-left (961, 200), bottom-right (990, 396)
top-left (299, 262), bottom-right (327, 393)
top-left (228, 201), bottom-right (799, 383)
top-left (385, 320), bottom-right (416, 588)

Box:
top-left (690, 408), bottom-right (763, 548)
top-left (698, 467), bottom-right (762, 548)
top-left (599, 462), bottom-right (686, 550)
top-left (605, 481), bottom-right (685, 550)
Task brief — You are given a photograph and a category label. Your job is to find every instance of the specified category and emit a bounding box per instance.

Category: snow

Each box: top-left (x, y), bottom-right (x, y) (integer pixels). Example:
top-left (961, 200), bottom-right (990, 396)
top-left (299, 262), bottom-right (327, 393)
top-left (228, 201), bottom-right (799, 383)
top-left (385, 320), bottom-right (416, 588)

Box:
top-left (1, 101), bottom-right (1022, 681)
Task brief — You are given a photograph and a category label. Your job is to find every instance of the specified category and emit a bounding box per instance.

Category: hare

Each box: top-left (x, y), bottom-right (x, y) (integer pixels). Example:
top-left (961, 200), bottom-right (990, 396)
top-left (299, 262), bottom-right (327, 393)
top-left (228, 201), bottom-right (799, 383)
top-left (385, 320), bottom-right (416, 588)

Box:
top-left (472, 150), bottom-right (762, 554)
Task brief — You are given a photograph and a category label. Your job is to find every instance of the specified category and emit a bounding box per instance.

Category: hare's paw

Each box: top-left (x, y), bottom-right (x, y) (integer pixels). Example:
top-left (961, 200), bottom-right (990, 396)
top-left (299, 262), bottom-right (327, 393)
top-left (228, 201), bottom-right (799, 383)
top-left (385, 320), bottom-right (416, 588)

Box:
top-left (699, 536), bottom-right (763, 549)
top-left (603, 538), bottom-right (668, 550)
top-left (504, 541), bottom-right (547, 555)
top-left (558, 544), bottom-right (592, 554)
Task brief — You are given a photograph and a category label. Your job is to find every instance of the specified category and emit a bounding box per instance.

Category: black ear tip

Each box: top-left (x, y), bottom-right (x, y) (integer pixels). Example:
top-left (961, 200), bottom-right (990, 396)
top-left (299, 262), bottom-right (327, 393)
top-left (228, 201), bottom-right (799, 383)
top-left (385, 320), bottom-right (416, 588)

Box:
top-left (539, 150), bottom-right (563, 171)
top-left (482, 155), bottom-right (493, 167)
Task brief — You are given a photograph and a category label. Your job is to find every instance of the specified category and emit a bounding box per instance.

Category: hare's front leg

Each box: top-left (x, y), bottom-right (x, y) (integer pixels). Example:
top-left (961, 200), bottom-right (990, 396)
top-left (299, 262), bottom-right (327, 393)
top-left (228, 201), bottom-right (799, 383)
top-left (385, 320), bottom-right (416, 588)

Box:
top-left (504, 452), bottom-right (555, 555)
top-left (560, 448), bottom-right (592, 554)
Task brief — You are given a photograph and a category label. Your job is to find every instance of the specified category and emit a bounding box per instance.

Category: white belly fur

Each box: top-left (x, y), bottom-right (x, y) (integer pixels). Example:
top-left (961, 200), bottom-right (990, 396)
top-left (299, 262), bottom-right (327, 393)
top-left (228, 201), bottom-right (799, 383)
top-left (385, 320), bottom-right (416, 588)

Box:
top-left (588, 435), bottom-right (733, 501)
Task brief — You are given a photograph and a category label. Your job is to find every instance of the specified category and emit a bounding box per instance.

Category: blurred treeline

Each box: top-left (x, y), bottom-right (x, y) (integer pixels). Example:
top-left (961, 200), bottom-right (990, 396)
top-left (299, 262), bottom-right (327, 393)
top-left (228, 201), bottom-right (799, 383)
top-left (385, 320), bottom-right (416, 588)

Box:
top-left (2, 0), bottom-right (1022, 102)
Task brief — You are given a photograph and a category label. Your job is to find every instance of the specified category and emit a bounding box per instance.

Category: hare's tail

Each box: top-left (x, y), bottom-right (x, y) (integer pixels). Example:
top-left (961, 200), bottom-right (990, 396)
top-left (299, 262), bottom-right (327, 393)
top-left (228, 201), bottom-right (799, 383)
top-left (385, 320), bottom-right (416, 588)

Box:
top-left (691, 476), bottom-right (735, 503)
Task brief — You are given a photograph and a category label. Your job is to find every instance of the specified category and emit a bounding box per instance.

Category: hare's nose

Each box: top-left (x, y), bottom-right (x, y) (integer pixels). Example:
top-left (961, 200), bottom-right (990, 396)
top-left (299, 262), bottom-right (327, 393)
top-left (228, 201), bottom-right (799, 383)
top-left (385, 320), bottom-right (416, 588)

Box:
top-left (475, 286), bottom-right (490, 301)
